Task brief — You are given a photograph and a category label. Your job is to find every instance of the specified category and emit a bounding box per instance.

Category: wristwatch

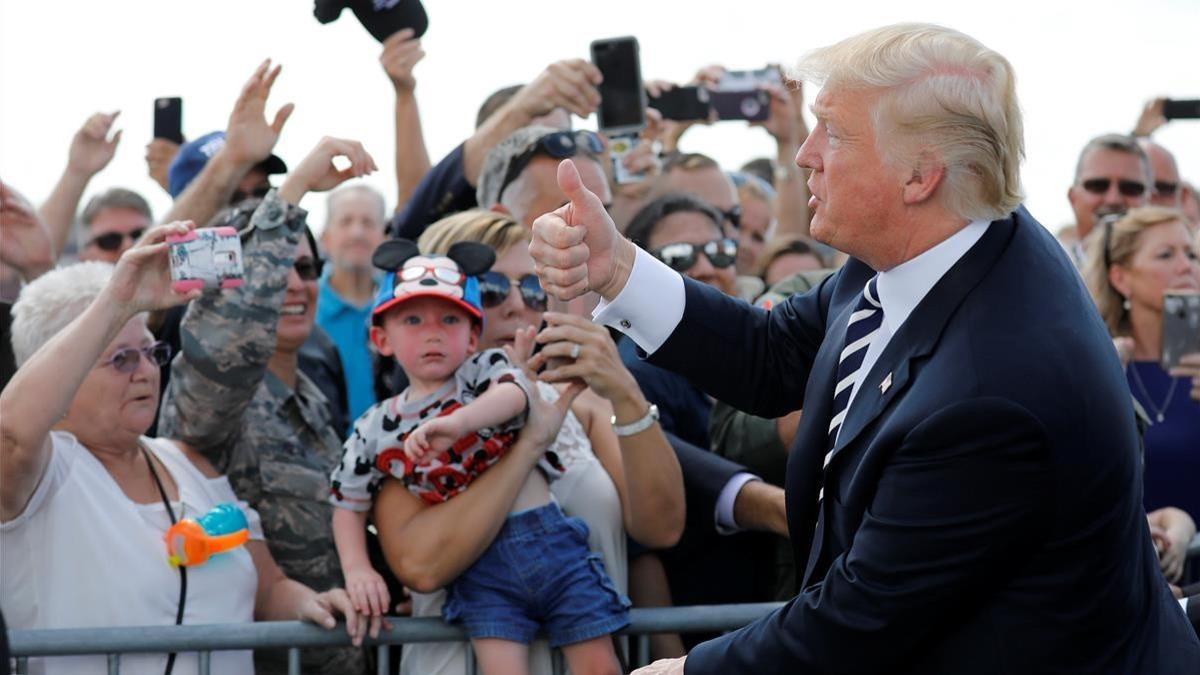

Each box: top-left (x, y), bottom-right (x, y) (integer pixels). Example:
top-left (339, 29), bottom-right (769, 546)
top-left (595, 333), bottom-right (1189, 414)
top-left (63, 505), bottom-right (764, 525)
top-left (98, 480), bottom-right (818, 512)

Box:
top-left (611, 403), bottom-right (660, 437)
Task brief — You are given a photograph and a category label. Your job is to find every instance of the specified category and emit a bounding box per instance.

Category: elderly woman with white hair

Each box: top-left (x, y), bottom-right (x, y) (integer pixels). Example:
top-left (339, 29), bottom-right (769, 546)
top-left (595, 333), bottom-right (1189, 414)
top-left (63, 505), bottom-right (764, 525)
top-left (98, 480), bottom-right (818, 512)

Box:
top-left (0, 223), bottom-right (366, 675)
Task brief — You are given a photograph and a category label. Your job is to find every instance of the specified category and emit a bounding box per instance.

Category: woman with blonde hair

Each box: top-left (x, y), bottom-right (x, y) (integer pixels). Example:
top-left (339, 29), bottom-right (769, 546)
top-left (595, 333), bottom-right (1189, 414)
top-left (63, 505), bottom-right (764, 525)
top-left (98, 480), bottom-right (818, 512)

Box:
top-left (1084, 205), bottom-right (1200, 582)
top-left (374, 209), bottom-right (685, 675)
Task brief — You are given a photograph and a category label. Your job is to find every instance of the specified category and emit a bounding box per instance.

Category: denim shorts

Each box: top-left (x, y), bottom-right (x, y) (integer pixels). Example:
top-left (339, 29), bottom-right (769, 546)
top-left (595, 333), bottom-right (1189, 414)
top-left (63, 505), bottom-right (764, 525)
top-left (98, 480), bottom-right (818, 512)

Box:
top-left (442, 502), bottom-right (631, 647)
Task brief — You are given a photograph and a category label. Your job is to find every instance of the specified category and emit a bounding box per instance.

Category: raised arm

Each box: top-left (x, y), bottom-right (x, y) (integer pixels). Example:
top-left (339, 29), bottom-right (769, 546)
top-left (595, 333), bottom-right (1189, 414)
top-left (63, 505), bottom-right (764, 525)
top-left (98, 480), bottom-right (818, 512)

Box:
top-left (375, 379), bottom-right (584, 592)
top-left (39, 111), bottom-right (121, 255)
top-left (1, 221), bottom-right (197, 521)
top-left (380, 29), bottom-right (430, 211)
top-left (156, 189), bottom-right (302, 465)
top-left (162, 60), bottom-right (294, 227)
top-left (758, 78), bottom-right (811, 238)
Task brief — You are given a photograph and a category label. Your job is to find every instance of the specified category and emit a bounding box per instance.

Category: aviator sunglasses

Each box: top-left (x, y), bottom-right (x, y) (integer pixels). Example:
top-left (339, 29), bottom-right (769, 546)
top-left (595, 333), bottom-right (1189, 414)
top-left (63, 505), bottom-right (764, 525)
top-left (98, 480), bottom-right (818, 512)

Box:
top-left (478, 272), bottom-right (548, 311)
top-left (91, 228), bottom-right (146, 252)
top-left (1080, 178), bottom-right (1147, 198)
top-left (653, 238), bottom-right (739, 273)
top-left (102, 341), bottom-right (173, 373)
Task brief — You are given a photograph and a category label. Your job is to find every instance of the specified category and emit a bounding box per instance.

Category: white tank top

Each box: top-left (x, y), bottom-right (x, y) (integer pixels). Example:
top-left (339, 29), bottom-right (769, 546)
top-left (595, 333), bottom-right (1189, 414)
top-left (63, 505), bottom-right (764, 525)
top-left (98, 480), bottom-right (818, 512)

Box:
top-left (1, 432), bottom-right (262, 675)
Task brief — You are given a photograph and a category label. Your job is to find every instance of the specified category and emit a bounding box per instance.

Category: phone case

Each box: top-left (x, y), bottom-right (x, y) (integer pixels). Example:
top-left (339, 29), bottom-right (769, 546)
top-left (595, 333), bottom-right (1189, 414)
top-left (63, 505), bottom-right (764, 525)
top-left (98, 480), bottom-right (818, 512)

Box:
top-left (1161, 292), bottom-right (1200, 370)
top-left (167, 227), bottom-right (245, 292)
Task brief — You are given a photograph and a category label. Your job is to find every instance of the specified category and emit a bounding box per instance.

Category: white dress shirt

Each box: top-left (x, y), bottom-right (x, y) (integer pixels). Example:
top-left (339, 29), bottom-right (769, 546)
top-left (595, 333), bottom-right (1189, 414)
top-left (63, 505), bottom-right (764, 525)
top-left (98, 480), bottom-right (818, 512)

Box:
top-left (593, 221), bottom-right (991, 529)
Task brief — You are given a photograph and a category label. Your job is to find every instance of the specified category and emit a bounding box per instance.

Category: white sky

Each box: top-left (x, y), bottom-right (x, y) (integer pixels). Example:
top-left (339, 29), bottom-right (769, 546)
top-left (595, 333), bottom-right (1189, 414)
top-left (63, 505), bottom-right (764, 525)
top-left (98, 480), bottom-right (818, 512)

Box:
top-left (2, 0), bottom-right (1197, 238)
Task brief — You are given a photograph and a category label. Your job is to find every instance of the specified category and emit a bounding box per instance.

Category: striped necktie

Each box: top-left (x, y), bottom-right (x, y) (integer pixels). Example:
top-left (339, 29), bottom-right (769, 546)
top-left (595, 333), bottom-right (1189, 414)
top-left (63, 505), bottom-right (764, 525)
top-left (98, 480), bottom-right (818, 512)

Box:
top-left (825, 276), bottom-right (883, 457)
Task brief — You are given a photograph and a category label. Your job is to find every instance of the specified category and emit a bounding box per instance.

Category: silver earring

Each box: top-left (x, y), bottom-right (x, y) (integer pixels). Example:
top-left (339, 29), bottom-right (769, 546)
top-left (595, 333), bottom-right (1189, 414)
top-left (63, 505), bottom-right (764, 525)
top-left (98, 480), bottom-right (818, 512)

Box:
top-left (1122, 298), bottom-right (1131, 311)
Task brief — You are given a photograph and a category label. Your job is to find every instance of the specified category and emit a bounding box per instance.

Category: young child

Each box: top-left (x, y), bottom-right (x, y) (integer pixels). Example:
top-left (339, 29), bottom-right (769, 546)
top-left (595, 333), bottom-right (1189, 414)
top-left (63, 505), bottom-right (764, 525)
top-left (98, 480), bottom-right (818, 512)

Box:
top-left (329, 239), bottom-right (628, 675)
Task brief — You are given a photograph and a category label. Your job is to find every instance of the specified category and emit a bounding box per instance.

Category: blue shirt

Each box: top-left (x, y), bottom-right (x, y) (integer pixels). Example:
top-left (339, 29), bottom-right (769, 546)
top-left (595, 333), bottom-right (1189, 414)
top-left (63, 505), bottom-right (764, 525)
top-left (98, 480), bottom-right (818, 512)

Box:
top-left (316, 268), bottom-right (378, 423)
top-left (1127, 361), bottom-right (1200, 518)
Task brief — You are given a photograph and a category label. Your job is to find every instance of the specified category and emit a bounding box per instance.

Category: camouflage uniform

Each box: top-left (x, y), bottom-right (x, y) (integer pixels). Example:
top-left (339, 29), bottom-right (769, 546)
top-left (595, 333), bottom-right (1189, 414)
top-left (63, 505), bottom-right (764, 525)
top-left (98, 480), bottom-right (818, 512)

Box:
top-left (158, 189), bottom-right (366, 675)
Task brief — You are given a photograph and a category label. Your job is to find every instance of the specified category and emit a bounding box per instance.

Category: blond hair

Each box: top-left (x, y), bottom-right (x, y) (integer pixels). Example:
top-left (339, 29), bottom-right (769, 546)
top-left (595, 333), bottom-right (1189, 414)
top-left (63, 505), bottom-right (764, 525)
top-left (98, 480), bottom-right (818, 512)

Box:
top-left (418, 209), bottom-right (528, 256)
top-left (793, 23), bottom-right (1024, 222)
top-left (1083, 206), bottom-right (1192, 336)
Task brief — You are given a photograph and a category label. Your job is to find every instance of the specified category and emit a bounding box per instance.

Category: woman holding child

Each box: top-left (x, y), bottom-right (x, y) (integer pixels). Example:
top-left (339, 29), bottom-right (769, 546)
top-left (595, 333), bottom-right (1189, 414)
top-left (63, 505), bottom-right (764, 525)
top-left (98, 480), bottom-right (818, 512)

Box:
top-left (368, 209), bottom-right (686, 675)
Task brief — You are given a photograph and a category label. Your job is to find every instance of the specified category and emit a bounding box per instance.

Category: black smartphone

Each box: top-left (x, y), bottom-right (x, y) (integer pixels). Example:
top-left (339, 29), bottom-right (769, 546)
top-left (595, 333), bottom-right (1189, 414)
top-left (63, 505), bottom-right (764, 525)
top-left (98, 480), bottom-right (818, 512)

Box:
top-left (710, 89), bottom-right (771, 122)
top-left (590, 36), bottom-right (646, 135)
top-left (1161, 291), bottom-right (1200, 370)
top-left (648, 86), bottom-right (711, 121)
top-left (153, 97), bottom-right (184, 144)
top-left (1163, 99), bottom-right (1200, 120)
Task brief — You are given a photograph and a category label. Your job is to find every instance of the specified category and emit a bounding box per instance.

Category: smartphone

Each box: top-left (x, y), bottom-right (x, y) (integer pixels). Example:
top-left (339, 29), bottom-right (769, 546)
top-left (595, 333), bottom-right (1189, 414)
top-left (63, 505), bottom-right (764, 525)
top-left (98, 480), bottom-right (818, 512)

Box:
top-left (153, 97), bottom-right (184, 144)
top-left (167, 228), bottom-right (245, 292)
top-left (590, 36), bottom-right (646, 135)
top-left (710, 89), bottom-right (771, 122)
top-left (648, 86), bottom-right (711, 121)
top-left (608, 132), bottom-right (646, 184)
top-left (714, 66), bottom-right (783, 92)
top-left (1163, 99), bottom-right (1200, 120)
top-left (1161, 291), bottom-right (1200, 370)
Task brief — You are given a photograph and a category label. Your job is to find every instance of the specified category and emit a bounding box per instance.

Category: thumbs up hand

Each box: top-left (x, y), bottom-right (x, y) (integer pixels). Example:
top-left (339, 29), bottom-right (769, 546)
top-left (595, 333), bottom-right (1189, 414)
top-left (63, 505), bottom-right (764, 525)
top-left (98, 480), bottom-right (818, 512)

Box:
top-left (529, 159), bottom-right (636, 301)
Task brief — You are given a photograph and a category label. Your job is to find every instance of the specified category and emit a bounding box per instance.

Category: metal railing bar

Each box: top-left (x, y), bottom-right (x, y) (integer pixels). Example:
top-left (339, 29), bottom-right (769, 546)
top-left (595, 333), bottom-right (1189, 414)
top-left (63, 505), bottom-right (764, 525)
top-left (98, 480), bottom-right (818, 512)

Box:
top-left (287, 647), bottom-right (300, 675)
top-left (106, 653), bottom-right (119, 675)
top-left (376, 644), bottom-right (389, 675)
top-left (198, 650), bottom-right (211, 675)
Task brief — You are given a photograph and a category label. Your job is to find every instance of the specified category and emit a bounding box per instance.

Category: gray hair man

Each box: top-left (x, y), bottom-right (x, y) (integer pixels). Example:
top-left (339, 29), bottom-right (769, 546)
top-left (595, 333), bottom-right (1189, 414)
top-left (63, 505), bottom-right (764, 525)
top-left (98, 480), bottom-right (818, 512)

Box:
top-left (78, 187), bottom-right (153, 264)
top-left (1066, 133), bottom-right (1152, 264)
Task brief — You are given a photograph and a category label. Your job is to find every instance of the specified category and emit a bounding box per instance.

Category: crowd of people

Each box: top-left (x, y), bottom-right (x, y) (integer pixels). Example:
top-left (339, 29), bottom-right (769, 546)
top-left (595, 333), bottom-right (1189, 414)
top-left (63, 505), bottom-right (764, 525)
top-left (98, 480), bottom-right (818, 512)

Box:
top-left (1, 14), bottom-right (1198, 675)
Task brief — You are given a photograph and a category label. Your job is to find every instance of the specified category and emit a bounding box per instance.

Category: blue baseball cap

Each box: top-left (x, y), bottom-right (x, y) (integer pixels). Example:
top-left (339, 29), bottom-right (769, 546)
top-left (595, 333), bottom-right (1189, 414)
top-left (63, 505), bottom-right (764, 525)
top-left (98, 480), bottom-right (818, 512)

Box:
top-left (167, 131), bottom-right (288, 199)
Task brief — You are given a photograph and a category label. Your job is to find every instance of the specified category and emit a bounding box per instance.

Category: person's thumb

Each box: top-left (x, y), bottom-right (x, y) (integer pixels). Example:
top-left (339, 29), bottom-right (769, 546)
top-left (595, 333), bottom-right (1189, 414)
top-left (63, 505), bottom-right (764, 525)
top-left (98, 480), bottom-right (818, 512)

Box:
top-left (558, 159), bottom-right (606, 226)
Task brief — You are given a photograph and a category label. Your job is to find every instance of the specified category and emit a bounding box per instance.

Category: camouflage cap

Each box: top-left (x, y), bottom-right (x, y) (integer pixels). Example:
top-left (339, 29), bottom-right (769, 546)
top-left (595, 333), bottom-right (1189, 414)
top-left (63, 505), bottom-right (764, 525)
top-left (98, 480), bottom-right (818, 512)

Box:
top-left (475, 126), bottom-right (611, 209)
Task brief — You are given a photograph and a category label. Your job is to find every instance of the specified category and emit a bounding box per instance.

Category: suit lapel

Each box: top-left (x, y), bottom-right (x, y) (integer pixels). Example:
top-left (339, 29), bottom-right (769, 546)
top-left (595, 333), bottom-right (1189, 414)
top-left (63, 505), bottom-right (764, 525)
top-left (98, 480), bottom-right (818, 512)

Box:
top-left (826, 216), bottom-right (1018, 463)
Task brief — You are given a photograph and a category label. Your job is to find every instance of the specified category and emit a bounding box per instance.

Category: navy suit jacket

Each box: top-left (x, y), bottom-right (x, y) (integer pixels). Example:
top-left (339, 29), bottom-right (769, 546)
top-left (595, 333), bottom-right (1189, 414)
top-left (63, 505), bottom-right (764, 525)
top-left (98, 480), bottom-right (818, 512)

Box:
top-left (647, 209), bottom-right (1200, 673)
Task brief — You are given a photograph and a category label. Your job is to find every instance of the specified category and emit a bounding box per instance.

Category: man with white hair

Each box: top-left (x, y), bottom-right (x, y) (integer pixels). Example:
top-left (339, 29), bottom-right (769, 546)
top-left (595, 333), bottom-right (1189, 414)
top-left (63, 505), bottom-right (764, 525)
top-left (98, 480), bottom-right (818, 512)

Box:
top-left (530, 23), bottom-right (1200, 674)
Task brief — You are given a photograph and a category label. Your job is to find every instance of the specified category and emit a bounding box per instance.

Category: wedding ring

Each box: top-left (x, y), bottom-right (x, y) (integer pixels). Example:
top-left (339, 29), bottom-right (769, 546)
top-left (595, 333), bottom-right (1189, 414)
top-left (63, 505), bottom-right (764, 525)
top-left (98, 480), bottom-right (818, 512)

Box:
top-left (569, 342), bottom-right (582, 360)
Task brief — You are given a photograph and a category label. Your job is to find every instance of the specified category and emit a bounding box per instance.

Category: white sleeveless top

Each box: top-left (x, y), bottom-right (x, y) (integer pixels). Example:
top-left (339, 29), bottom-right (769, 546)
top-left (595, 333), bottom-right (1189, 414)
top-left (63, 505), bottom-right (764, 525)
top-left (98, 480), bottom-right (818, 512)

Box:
top-left (0, 432), bottom-right (263, 675)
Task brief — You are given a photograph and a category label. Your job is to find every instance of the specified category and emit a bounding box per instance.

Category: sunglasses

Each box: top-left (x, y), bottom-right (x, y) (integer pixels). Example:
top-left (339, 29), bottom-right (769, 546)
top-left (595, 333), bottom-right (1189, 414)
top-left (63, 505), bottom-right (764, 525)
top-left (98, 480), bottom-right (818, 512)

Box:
top-left (1155, 181), bottom-right (1179, 198)
top-left (399, 265), bottom-right (465, 285)
top-left (102, 341), bottom-right (172, 374)
top-left (718, 205), bottom-right (742, 230)
top-left (293, 256), bottom-right (321, 281)
top-left (653, 238), bottom-right (738, 273)
top-left (91, 229), bottom-right (145, 252)
top-left (1080, 178), bottom-right (1146, 198)
top-left (497, 131), bottom-right (605, 203)
top-left (478, 272), bottom-right (547, 311)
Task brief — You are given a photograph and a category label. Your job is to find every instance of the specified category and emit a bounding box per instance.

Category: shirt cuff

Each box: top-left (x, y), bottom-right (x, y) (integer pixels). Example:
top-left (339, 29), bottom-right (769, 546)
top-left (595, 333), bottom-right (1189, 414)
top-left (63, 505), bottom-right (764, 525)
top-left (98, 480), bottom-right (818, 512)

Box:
top-left (714, 472), bottom-right (760, 535)
top-left (592, 247), bottom-right (685, 355)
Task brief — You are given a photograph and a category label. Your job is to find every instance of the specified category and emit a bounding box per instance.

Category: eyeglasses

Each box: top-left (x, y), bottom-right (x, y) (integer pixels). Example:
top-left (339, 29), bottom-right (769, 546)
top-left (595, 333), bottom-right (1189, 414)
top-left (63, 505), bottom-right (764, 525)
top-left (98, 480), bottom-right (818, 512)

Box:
top-left (478, 272), bottom-right (547, 311)
top-left (1155, 181), bottom-right (1179, 198)
top-left (101, 341), bottom-right (172, 373)
top-left (497, 131), bottom-right (605, 204)
top-left (653, 238), bottom-right (739, 272)
top-left (90, 229), bottom-right (145, 252)
top-left (1080, 178), bottom-right (1147, 198)
top-left (399, 265), bottom-right (465, 285)
top-left (293, 256), bottom-right (321, 281)
top-left (718, 205), bottom-right (742, 230)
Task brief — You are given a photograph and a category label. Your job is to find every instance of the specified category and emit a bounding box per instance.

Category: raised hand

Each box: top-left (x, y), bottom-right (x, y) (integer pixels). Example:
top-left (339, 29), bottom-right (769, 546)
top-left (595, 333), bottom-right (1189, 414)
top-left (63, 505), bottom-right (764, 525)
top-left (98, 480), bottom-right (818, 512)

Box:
top-left (0, 181), bottom-right (55, 280)
top-left (223, 59), bottom-right (295, 169)
top-left (380, 28), bottom-right (425, 93)
top-left (512, 59), bottom-right (603, 120)
top-left (1133, 97), bottom-right (1167, 137)
top-left (278, 137), bottom-right (378, 204)
top-left (104, 221), bottom-right (201, 315)
top-left (145, 138), bottom-right (181, 192)
top-left (67, 111), bottom-right (122, 178)
top-left (529, 159), bottom-right (633, 301)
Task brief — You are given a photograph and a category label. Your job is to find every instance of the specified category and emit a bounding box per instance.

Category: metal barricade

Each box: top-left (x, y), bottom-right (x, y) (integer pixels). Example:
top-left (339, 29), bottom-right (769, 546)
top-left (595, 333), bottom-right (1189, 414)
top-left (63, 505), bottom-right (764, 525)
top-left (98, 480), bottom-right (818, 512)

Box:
top-left (7, 603), bottom-right (785, 675)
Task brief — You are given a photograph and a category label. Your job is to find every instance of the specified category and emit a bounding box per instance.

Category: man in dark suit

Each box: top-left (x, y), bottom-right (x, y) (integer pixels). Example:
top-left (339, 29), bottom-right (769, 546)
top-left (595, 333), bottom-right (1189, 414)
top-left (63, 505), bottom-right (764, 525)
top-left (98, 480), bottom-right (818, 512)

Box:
top-left (529, 23), bottom-right (1200, 675)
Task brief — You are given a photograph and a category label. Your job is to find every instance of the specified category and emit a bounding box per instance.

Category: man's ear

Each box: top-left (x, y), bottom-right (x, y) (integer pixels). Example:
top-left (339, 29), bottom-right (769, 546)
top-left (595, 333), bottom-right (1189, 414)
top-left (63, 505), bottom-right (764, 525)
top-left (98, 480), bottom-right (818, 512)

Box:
top-left (902, 151), bottom-right (946, 206)
top-left (370, 323), bottom-right (394, 356)
top-left (467, 324), bottom-right (480, 354)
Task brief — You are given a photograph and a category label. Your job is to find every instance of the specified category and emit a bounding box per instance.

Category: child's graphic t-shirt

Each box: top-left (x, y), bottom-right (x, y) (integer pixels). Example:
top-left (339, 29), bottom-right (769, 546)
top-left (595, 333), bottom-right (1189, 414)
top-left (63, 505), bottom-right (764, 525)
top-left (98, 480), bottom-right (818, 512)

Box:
top-left (330, 349), bottom-right (563, 508)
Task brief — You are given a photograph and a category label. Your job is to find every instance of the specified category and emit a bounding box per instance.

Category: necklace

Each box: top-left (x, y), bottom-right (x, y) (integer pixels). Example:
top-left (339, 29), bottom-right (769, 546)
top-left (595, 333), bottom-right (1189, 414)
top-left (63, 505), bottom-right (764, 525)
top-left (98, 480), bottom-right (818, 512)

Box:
top-left (1128, 362), bottom-right (1179, 424)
